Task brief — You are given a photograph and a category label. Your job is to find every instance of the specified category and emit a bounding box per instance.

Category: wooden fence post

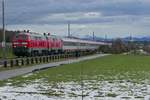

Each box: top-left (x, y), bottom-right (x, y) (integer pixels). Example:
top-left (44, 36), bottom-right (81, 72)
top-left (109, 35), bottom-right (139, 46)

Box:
top-left (26, 58), bottom-right (30, 65)
top-left (4, 60), bottom-right (7, 68)
top-left (15, 59), bottom-right (19, 66)
top-left (46, 56), bottom-right (49, 62)
top-left (43, 56), bottom-right (46, 63)
top-left (52, 55), bottom-right (54, 61)
top-left (21, 59), bottom-right (24, 66)
top-left (59, 54), bottom-right (61, 60)
top-left (10, 60), bottom-right (14, 67)
top-left (31, 58), bottom-right (34, 64)
top-left (49, 56), bottom-right (51, 61)
top-left (39, 57), bottom-right (42, 63)
top-left (35, 57), bottom-right (38, 64)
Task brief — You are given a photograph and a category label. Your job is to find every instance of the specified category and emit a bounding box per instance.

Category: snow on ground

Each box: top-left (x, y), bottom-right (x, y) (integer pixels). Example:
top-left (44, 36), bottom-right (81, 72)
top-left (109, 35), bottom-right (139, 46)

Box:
top-left (22, 73), bottom-right (33, 78)
top-left (0, 79), bottom-right (150, 100)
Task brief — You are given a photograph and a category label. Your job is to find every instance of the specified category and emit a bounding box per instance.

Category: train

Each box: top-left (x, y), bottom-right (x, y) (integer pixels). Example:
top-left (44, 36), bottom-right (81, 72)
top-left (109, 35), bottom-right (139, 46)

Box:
top-left (12, 31), bottom-right (110, 57)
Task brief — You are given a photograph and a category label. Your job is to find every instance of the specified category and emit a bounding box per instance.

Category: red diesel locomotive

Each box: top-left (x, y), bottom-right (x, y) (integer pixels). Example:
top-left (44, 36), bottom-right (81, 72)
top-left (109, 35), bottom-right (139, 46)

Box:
top-left (12, 31), bottom-right (111, 57)
top-left (12, 31), bottom-right (63, 56)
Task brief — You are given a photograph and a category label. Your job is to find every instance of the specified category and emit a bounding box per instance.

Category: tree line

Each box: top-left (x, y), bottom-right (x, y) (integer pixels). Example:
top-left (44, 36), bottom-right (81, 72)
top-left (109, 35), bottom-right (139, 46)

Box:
top-left (99, 38), bottom-right (139, 54)
top-left (0, 29), bottom-right (17, 42)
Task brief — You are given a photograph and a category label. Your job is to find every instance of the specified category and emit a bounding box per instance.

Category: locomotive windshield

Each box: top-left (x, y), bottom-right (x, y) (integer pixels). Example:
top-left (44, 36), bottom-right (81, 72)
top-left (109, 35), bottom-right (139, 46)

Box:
top-left (15, 35), bottom-right (18, 39)
top-left (21, 35), bottom-right (27, 40)
top-left (14, 34), bottom-right (28, 40)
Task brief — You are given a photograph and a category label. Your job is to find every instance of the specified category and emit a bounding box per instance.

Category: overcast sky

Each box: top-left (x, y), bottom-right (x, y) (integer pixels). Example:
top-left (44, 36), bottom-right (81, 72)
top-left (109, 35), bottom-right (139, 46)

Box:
top-left (1, 0), bottom-right (150, 38)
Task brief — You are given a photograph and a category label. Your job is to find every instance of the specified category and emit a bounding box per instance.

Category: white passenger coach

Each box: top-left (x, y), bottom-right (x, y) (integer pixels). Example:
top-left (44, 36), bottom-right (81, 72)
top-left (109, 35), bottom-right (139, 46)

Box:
top-left (62, 38), bottom-right (110, 51)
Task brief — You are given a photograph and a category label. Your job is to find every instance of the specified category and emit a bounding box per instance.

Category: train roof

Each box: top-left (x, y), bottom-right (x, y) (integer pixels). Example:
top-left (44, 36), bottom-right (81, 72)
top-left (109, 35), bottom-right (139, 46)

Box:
top-left (48, 35), bottom-right (61, 39)
top-left (62, 37), bottom-right (111, 45)
top-left (17, 31), bottom-right (61, 39)
top-left (17, 31), bottom-right (43, 37)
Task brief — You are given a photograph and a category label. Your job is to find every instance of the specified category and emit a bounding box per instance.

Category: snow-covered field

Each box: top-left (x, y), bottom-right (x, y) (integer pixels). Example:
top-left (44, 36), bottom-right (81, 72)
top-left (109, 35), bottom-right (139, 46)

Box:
top-left (0, 76), bottom-right (150, 100)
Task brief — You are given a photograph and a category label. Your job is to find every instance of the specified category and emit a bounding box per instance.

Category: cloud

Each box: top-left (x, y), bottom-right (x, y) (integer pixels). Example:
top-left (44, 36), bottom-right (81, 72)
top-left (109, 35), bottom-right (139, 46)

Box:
top-left (1, 0), bottom-right (150, 37)
top-left (0, 0), bottom-right (150, 25)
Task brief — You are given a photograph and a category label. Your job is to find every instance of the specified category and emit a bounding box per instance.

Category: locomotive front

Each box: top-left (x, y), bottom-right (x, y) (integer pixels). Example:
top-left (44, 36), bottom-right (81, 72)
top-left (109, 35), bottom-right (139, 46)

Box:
top-left (12, 32), bottom-right (30, 56)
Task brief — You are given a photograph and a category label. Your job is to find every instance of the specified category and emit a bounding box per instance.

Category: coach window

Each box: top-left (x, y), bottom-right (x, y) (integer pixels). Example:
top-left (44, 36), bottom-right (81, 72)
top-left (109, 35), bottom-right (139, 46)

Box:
top-left (63, 42), bottom-right (69, 45)
top-left (80, 43), bottom-right (84, 46)
top-left (72, 42), bottom-right (76, 46)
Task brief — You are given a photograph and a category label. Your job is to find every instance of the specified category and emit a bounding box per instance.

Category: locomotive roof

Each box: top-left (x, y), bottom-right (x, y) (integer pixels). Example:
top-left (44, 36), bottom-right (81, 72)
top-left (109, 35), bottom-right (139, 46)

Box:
top-left (17, 32), bottom-right (43, 36)
top-left (47, 34), bottom-right (61, 39)
top-left (17, 32), bottom-right (62, 40)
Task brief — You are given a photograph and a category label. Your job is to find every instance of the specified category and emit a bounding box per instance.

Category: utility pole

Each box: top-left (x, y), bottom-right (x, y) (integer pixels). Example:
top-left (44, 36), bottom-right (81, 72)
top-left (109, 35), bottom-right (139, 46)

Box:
top-left (93, 32), bottom-right (95, 40)
top-left (105, 34), bottom-right (107, 42)
top-left (2, 0), bottom-right (6, 59)
top-left (68, 21), bottom-right (70, 37)
top-left (130, 33), bottom-right (132, 42)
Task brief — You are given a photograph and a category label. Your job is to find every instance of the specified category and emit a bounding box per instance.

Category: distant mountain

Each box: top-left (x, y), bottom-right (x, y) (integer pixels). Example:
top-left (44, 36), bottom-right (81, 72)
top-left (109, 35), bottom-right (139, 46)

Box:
top-left (121, 36), bottom-right (150, 42)
top-left (81, 35), bottom-right (150, 43)
top-left (81, 35), bottom-right (112, 42)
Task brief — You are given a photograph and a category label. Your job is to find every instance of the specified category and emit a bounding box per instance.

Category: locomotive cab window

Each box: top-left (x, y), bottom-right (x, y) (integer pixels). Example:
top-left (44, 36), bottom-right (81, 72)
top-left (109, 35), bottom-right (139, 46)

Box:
top-left (15, 35), bottom-right (19, 39)
top-left (22, 35), bottom-right (27, 40)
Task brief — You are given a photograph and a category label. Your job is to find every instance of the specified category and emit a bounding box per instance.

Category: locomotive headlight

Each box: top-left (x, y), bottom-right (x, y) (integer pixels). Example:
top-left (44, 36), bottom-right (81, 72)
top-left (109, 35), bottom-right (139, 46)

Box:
top-left (24, 46), bottom-right (27, 48)
top-left (13, 42), bottom-right (19, 44)
top-left (22, 42), bottom-right (28, 45)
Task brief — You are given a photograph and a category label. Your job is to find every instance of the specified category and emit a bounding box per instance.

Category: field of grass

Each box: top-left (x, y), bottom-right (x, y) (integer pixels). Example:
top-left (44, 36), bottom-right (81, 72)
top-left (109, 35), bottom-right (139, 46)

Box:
top-left (3, 54), bottom-right (150, 85)
top-left (1, 54), bottom-right (150, 99)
